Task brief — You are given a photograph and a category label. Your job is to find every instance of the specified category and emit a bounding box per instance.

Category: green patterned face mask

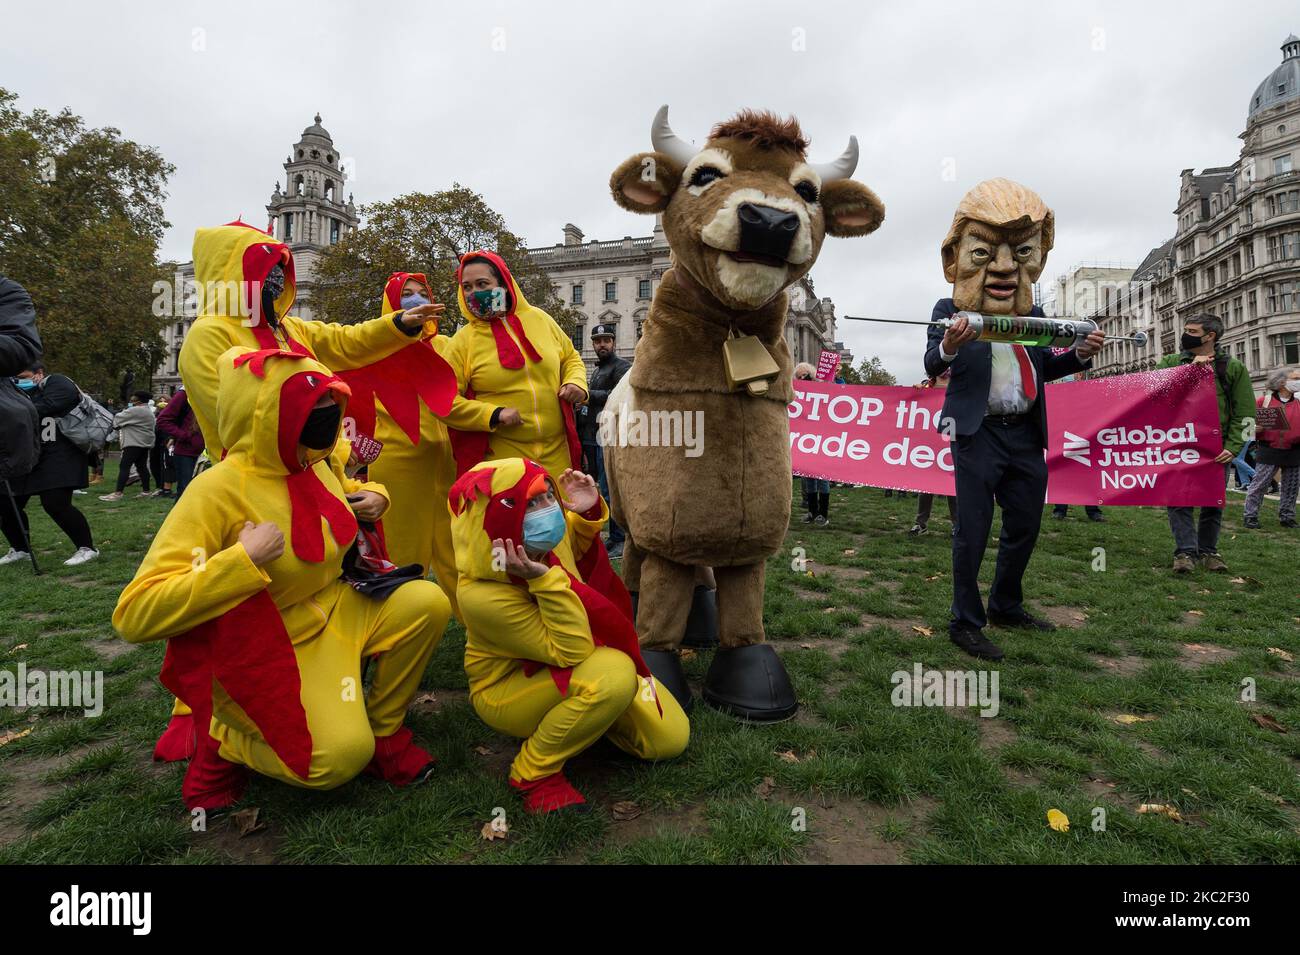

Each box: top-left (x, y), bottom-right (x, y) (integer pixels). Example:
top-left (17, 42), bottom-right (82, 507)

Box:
top-left (470, 288), bottom-right (505, 317)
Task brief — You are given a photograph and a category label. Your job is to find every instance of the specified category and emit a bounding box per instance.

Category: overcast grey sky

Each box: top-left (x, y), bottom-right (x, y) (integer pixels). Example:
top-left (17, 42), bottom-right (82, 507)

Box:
top-left (4, 1), bottom-right (1296, 380)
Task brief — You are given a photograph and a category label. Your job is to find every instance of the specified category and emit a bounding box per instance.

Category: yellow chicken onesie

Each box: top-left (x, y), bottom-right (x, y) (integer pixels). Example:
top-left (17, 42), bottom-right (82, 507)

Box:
top-left (442, 250), bottom-right (589, 484)
top-left (113, 346), bottom-right (452, 811)
top-left (335, 272), bottom-right (499, 614)
top-left (159, 221), bottom-right (430, 756)
top-left (450, 457), bottom-right (688, 814)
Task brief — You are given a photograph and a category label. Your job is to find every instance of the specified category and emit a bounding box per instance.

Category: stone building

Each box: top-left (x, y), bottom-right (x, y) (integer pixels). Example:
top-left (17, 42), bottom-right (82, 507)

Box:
top-left (153, 114), bottom-right (359, 394)
top-left (524, 222), bottom-right (850, 372)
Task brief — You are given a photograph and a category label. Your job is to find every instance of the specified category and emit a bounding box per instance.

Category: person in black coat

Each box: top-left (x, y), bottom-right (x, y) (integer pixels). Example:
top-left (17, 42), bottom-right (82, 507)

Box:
top-left (922, 179), bottom-right (1104, 660)
top-left (577, 323), bottom-right (632, 557)
top-left (0, 360), bottom-right (98, 566)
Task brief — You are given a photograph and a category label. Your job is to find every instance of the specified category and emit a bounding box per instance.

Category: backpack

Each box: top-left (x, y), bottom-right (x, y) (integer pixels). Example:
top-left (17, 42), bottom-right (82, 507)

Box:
top-left (57, 390), bottom-right (116, 454)
top-left (0, 378), bottom-right (40, 481)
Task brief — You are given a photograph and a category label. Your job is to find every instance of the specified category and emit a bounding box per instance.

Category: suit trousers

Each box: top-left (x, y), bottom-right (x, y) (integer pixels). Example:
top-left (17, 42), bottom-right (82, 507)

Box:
top-left (949, 415), bottom-right (1046, 631)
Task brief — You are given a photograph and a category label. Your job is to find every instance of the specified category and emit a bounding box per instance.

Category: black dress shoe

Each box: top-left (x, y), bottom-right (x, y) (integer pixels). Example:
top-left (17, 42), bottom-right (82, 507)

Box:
top-left (948, 626), bottom-right (1004, 661)
top-left (642, 649), bottom-right (693, 715)
top-left (1087, 512), bottom-right (1106, 523)
top-left (988, 610), bottom-right (1057, 632)
top-left (681, 585), bottom-right (719, 649)
top-left (702, 644), bottom-right (798, 723)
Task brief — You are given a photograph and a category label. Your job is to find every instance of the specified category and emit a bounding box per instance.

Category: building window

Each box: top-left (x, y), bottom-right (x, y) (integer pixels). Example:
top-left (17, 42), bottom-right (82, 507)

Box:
top-left (1248, 290), bottom-right (1257, 318)
top-left (1246, 243), bottom-right (1256, 269)
top-left (1235, 341), bottom-right (1246, 364)
top-left (572, 325), bottom-right (584, 350)
top-left (1267, 281), bottom-right (1299, 313)
top-left (283, 215), bottom-right (293, 241)
top-left (638, 279), bottom-right (651, 299)
top-left (1275, 332), bottom-right (1299, 365)
top-left (329, 219), bottom-right (340, 244)
top-left (604, 280), bottom-right (617, 302)
top-left (1275, 154), bottom-right (1294, 175)
top-left (571, 284), bottom-right (584, 305)
top-left (1232, 297), bottom-right (1243, 325)
top-left (1250, 337), bottom-right (1260, 370)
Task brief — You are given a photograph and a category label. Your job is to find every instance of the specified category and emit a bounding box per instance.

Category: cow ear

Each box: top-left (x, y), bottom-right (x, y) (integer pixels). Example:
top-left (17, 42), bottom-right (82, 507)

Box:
top-left (610, 152), bottom-right (681, 214)
top-left (821, 180), bottom-right (886, 237)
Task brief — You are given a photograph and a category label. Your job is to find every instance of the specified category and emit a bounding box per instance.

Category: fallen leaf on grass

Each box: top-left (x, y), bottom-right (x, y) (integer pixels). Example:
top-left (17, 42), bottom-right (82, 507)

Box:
top-left (1250, 713), bottom-right (1287, 733)
top-left (1249, 786), bottom-right (1285, 805)
top-left (754, 776), bottom-right (776, 798)
top-left (0, 728), bottom-right (32, 748)
top-left (1114, 714), bottom-right (1157, 725)
top-left (776, 750), bottom-right (800, 763)
top-left (799, 643), bottom-right (814, 650)
top-left (1070, 612), bottom-right (1088, 623)
top-left (230, 807), bottom-right (264, 837)
top-left (1047, 808), bottom-right (1070, 832)
top-left (412, 692), bottom-right (438, 706)
top-left (1186, 610), bottom-right (1205, 617)
top-left (1137, 804), bottom-right (1183, 822)
top-left (611, 801), bottom-right (642, 821)
top-left (804, 570), bottom-right (817, 579)
top-left (480, 820), bottom-right (508, 841)
top-left (8, 644), bottom-right (28, 654)
top-left (1267, 647), bottom-right (1295, 662)
top-left (924, 574), bottom-right (944, 582)
top-left (822, 606), bottom-right (838, 614)
top-left (912, 626), bottom-right (934, 637)
top-left (1196, 588), bottom-right (1213, 595)
top-left (842, 549), bottom-right (857, 557)
top-left (473, 745), bottom-right (494, 756)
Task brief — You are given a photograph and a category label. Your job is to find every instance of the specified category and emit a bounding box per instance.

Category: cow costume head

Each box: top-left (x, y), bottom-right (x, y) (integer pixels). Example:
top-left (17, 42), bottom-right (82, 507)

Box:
top-left (610, 106), bottom-right (885, 311)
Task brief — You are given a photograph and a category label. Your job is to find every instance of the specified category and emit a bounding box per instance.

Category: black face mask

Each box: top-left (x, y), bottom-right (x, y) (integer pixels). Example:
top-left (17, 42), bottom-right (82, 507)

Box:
top-left (299, 403), bottom-right (341, 450)
top-left (1180, 332), bottom-right (1206, 352)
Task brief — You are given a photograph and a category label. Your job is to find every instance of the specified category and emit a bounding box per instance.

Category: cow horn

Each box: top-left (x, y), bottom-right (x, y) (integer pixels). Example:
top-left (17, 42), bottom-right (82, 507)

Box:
top-left (650, 105), bottom-right (699, 167)
top-left (809, 135), bottom-right (859, 182)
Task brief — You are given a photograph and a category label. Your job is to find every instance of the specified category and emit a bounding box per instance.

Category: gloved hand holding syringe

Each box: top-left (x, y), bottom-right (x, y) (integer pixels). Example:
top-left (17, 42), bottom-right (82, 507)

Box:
top-left (845, 312), bottom-right (1147, 349)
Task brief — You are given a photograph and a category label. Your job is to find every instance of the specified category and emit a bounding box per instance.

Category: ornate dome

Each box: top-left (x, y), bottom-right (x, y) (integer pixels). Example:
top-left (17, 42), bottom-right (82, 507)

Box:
top-left (298, 112), bottom-right (333, 143)
top-left (1248, 36), bottom-right (1300, 119)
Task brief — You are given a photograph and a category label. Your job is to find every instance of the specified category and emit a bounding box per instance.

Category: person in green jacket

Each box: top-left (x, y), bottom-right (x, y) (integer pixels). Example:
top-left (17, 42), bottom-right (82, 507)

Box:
top-left (1157, 314), bottom-right (1256, 574)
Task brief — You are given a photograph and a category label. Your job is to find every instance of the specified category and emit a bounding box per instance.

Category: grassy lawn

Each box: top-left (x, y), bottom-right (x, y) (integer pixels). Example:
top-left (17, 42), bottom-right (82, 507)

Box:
top-left (1, 460), bottom-right (1298, 864)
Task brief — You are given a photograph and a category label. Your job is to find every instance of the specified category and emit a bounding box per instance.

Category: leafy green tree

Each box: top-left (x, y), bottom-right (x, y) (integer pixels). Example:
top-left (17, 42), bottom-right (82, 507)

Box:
top-left (0, 88), bottom-right (173, 397)
top-left (839, 355), bottom-right (896, 386)
top-left (313, 185), bottom-right (580, 335)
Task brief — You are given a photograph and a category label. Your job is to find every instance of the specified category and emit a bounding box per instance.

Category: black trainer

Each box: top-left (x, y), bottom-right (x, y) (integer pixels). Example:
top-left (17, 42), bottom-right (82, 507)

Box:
top-left (949, 626), bottom-right (1004, 661)
top-left (988, 610), bottom-right (1057, 632)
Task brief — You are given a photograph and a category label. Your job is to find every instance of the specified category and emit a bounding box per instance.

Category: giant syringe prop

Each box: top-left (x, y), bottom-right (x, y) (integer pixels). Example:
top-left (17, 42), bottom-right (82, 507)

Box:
top-left (844, 312), bottom-right (1148, 348)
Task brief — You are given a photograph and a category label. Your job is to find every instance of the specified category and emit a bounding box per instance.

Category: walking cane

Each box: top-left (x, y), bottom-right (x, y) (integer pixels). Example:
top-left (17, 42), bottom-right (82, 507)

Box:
top-left (2, 479), bottom-right (41, 575)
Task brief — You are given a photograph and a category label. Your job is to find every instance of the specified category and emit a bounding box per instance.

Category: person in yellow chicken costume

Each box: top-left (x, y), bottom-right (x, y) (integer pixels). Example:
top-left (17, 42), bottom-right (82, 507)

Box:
top-left (450, 457), bottom-right (689, 814)
top-left (335, 272), bottom-right (498, 613)
top-left (154, 222), bottom-right (445, 761)
top-left (113, 346), bottom-right (452, 811)
top-left (442, 251), bottom-right (590, 484)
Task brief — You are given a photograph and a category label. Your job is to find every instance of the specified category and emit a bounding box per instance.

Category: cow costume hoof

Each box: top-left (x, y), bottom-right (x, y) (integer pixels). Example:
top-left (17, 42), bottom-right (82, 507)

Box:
top-left (682, 585), bottom-right (719, 650)
top-left (643, 649), bottom-right (694, 715)
top-left (702, 644), bottom-right (798, 723)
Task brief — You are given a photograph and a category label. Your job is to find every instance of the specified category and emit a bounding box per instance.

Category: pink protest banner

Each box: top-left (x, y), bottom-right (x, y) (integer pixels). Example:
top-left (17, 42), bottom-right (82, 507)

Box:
top-left (815, 349), bottom-right (841, 381)
top-left (789, 364), bottom-right (1225, 506)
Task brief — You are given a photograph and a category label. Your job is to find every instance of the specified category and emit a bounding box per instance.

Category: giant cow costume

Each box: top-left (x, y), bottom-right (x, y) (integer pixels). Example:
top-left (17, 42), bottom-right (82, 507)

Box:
top-left (605, 107), bottom-right (885, 721)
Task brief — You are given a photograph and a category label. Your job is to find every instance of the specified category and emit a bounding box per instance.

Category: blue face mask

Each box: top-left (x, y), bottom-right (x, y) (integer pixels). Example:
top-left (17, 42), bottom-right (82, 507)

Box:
top-left (400, 292), bottom-right (429, 311)
top-left (14, 377), bottom-right (36, 392)
top-left (522, 503), bottom-right (566, 554)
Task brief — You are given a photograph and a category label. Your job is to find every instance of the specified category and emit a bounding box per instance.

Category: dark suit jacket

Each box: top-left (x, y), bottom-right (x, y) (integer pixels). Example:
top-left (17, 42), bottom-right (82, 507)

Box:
top-left (922, 299), bottom-right (1090, 448)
